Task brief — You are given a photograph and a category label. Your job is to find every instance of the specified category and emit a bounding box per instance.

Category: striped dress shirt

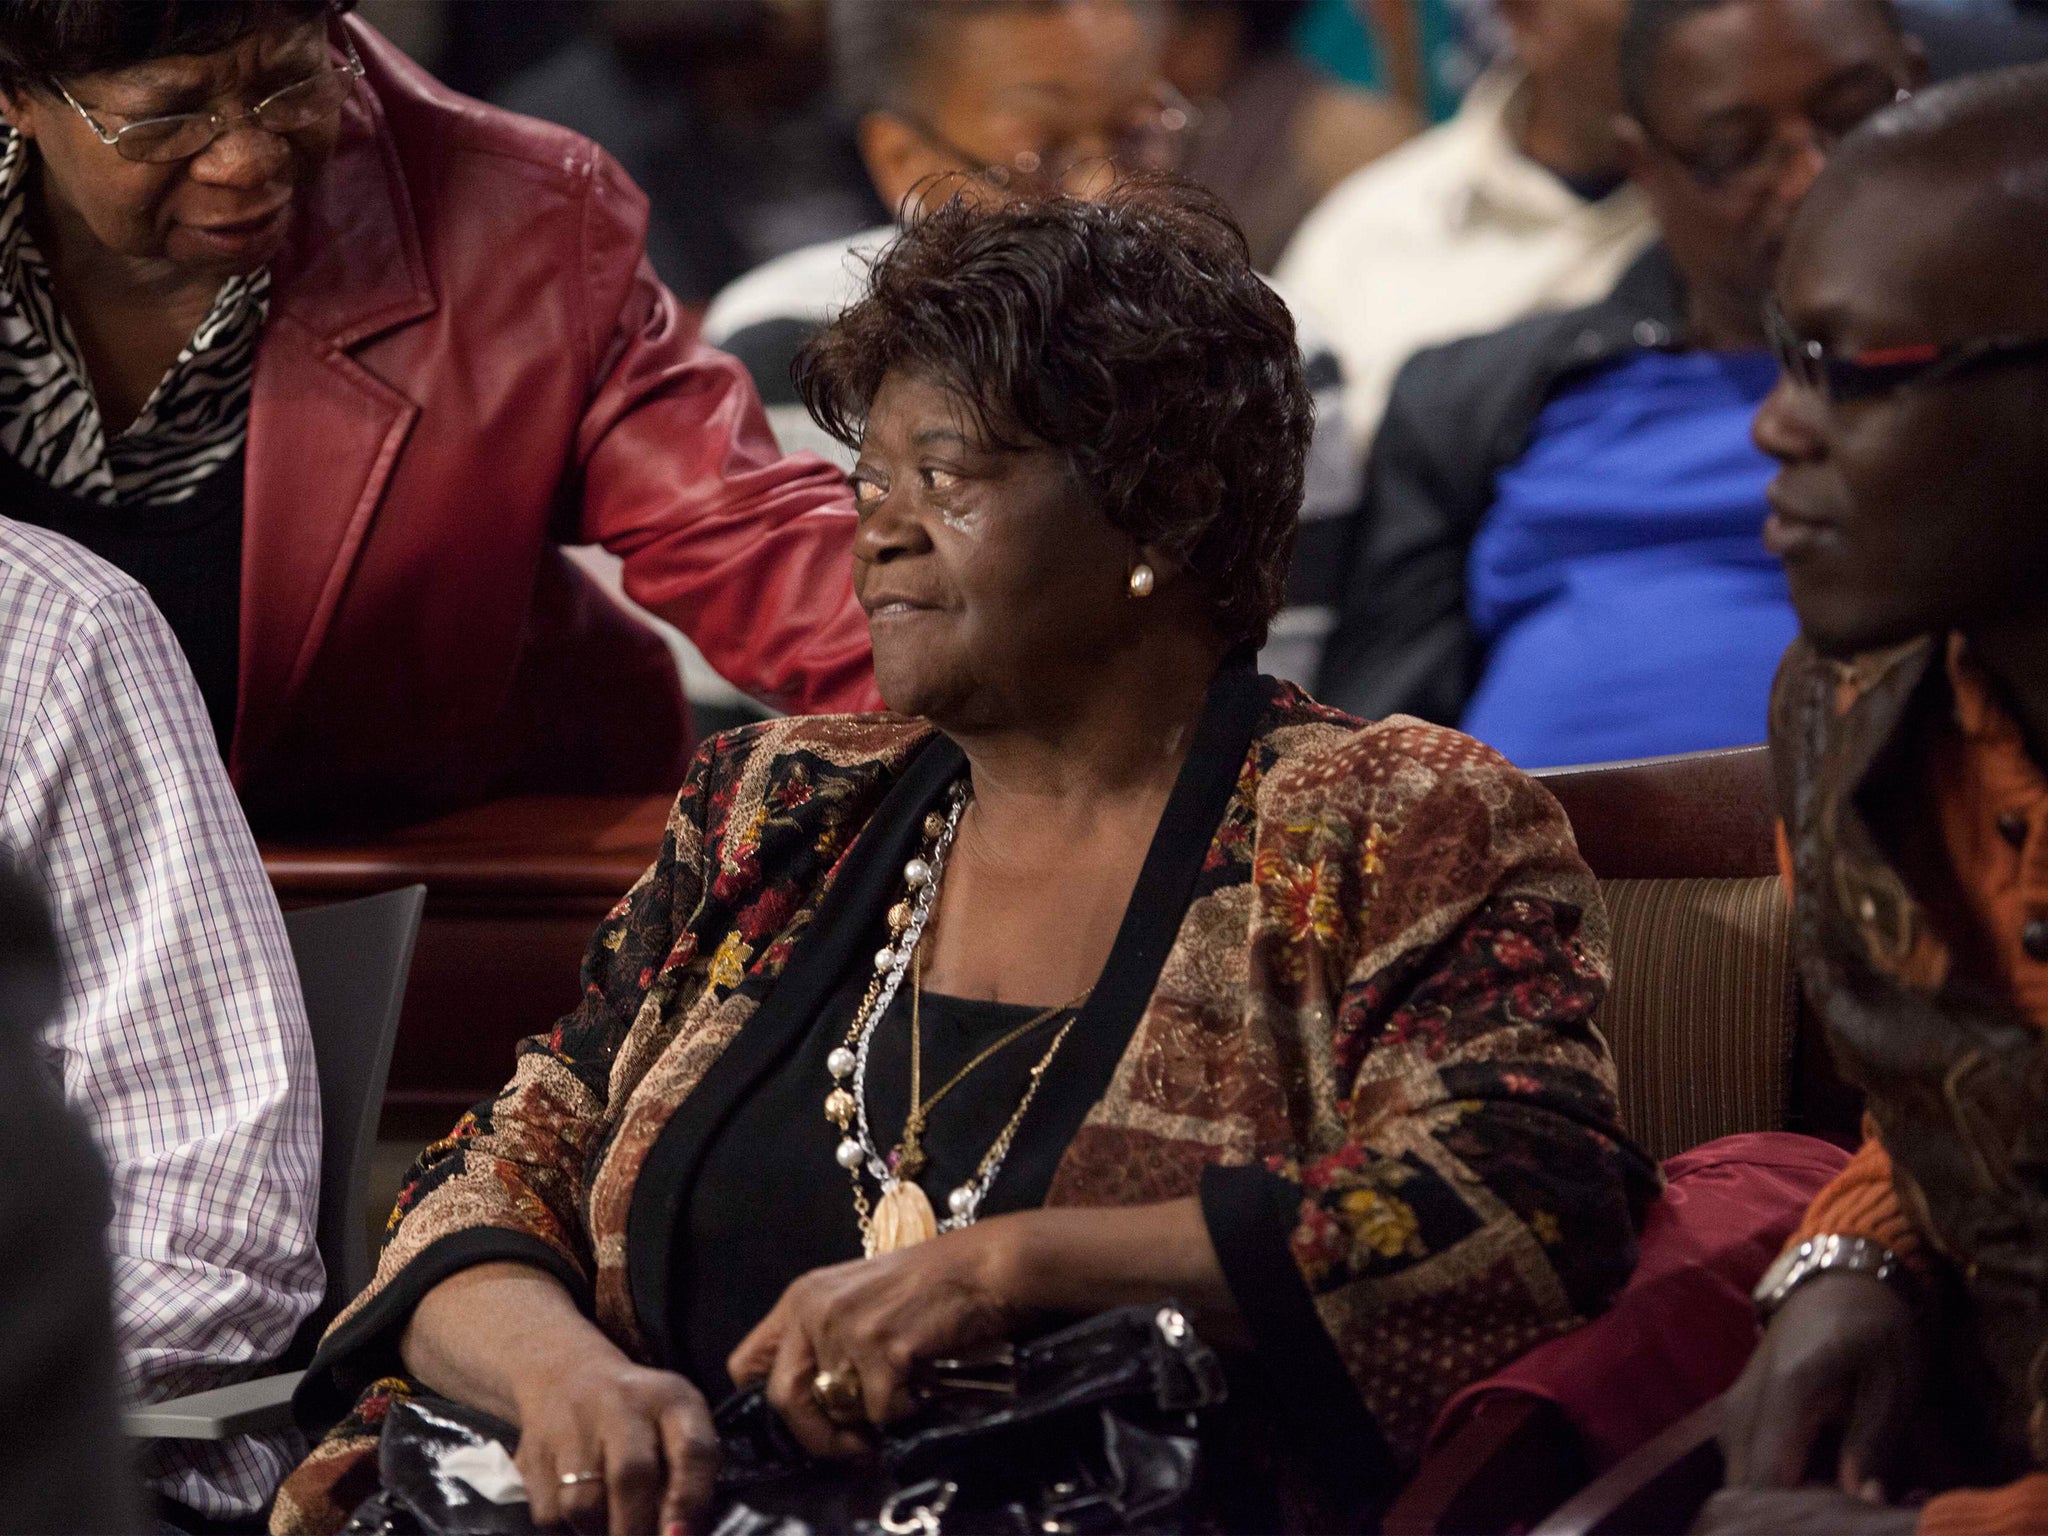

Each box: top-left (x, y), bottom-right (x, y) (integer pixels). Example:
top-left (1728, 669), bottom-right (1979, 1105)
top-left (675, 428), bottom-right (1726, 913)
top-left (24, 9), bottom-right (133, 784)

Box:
top-left (0, 516), bottom-right (321, 1518)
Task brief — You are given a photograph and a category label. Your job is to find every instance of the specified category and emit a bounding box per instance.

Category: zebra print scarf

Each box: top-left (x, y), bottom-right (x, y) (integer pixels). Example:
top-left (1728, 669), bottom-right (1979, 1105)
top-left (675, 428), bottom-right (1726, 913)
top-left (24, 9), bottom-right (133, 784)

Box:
top-left (0, 130), bottom-right (268, 507)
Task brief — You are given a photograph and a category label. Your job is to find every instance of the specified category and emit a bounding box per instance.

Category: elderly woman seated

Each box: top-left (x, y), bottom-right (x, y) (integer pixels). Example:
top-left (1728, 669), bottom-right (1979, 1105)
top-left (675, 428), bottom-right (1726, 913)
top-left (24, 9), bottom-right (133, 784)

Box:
top-left (276, 180), bottom-right (1657, 1536)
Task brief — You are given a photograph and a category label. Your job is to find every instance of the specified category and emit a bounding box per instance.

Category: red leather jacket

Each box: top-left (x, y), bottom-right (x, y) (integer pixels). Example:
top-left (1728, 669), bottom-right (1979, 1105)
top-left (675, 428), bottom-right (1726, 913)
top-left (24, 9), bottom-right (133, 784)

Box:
top-left (234, 21), bottom-right (877, 831)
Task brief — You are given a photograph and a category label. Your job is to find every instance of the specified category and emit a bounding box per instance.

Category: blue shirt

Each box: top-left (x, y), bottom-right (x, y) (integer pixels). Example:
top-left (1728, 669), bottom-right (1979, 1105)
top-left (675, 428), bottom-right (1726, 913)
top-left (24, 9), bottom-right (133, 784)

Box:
top-left (1459, 349), bottom-right (1795, 768)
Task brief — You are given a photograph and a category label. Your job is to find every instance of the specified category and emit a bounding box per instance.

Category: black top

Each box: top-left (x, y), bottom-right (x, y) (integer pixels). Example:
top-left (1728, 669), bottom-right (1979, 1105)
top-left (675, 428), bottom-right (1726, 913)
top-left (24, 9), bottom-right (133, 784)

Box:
top-left (679, 963), bottom-right (1073, 1397)
top-left (0, 446), bottom-right (243, 752)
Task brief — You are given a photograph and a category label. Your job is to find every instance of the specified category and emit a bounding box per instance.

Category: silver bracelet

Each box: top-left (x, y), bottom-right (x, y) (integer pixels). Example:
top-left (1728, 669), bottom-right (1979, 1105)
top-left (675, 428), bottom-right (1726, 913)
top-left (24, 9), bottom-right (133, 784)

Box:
top-left (1752, 1233), bottom-right (1905, 1322)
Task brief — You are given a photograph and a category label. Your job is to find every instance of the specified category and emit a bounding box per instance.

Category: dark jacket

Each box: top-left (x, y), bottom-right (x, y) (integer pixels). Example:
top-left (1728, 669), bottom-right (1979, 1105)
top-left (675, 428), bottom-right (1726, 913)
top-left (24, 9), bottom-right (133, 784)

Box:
top-left (1771, 635), bottom-right (2048, 1478)
top-left (230, 20), bottom-right (878, 832)
top-left (1315, 245), bottom-right (1686, 724)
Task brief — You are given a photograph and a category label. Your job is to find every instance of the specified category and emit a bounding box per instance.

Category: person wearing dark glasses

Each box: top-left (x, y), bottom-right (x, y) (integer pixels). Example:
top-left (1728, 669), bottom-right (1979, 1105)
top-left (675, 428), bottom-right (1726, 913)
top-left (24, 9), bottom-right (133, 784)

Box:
top-left (1316, 0), bottom-right (1923, 769)
top-left (1702, 61), bottom-right (2048, 1536)
top-left (706, 0), bottom-right (1206, 471)
top-left (0, 0), bottom-right (880, 835)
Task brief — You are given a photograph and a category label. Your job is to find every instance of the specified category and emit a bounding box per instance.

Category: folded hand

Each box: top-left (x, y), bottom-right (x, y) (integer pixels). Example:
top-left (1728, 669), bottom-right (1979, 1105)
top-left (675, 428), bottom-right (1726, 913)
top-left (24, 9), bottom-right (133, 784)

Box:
top-left (726, 1217), bottom-right (1025, 1458)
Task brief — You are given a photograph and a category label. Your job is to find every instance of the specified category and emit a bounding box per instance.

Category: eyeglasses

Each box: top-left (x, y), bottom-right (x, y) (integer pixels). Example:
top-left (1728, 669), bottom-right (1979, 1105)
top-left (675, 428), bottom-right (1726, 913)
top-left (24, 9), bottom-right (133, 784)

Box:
top-left (54, 32), bottom-right (364, 165)
top-left (1765, 297), bottom-right (2048, 405)
top-left (1647, 78), bottom-right (1910, 194)
top-left (899, 83), bottom-right (1198, 194)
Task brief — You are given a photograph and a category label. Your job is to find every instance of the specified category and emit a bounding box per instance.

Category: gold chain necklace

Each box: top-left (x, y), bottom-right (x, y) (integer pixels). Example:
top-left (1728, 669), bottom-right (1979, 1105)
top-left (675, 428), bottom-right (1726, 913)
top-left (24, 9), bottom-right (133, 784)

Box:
top-left (896, 950), bottom-right (1090, 1182)
top-left (824, 784), bottom-right (1089, 1255)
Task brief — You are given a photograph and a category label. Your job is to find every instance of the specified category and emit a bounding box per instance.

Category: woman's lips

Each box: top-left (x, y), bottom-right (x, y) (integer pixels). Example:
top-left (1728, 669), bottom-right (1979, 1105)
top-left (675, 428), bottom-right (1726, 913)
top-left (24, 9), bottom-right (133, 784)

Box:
top-left (183, 202), bottom-right (290, 256)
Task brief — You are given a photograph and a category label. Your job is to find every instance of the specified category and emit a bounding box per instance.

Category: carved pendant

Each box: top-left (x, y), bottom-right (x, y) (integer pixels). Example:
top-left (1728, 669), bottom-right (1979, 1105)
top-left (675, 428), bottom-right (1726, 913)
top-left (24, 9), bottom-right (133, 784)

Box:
top-left (867, 1179), bottom-right (939, 1255)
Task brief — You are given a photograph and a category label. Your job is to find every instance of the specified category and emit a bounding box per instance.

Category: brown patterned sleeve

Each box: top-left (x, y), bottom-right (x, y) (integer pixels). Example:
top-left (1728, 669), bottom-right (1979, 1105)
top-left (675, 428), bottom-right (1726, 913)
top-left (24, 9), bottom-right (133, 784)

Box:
top-left (289, 730), bottom-right (736, 1432)
top-left (1206, 726), bottom-right (1660, 1473)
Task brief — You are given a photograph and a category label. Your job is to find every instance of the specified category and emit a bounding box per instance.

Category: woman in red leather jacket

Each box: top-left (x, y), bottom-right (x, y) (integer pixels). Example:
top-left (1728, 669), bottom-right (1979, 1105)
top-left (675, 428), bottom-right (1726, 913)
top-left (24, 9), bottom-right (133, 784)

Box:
top-left (0, 0), bottom-right (878, 831)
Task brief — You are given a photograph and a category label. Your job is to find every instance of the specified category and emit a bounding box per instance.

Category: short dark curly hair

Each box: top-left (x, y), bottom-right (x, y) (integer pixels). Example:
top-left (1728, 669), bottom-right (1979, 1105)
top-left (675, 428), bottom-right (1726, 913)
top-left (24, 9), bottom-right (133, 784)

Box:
top-left (0, 0), bottom-right (354, 95)
top-left (795, 176), bottom-right (1311, 649)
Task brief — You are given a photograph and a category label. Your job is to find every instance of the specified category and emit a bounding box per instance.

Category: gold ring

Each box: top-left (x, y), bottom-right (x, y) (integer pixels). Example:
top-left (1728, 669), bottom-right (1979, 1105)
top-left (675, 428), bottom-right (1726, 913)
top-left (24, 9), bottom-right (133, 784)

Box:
top-left (558, 1469), bottom-right (604, 1488)
top-left (809, 1362), bottom-right (866, 1427)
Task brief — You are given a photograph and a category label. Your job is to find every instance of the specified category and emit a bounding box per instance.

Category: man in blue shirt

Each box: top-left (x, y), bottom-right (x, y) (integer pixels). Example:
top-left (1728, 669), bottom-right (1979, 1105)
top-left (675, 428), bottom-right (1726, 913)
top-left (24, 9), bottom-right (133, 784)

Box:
top-left (1316, 0), bottom-right (1925, 767)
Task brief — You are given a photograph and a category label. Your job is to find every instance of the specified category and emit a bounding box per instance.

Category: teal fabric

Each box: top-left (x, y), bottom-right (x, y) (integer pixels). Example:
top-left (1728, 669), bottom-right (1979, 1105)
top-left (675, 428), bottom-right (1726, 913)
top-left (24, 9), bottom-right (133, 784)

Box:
top-left (1295, 0), bottom-right (1386, 88)
top-left (1292, 0), bottom-right (1472, 121)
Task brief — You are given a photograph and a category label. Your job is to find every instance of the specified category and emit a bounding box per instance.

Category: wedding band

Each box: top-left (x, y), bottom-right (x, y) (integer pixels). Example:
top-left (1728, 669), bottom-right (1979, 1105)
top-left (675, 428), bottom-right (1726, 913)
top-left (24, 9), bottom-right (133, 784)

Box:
top-left (810, 1362), bottom-right (867, 1427)
top-left (558, 1469), bottom-right (604, 1488)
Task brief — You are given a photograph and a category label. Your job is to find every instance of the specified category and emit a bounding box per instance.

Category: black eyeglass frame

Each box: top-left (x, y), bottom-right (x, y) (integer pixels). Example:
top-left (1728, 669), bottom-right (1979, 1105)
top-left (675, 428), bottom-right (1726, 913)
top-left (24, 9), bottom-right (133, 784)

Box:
top-left (53, 27), bottom-right (364, 165)
top-left (1765, 297), bottom-right (2048, 405)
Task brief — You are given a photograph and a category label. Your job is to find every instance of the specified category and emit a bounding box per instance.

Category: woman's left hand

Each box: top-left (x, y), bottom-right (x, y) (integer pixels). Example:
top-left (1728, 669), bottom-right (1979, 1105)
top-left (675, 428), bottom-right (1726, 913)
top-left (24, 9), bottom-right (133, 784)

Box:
top-left (727, 1218), bottom-right (1026, 1458)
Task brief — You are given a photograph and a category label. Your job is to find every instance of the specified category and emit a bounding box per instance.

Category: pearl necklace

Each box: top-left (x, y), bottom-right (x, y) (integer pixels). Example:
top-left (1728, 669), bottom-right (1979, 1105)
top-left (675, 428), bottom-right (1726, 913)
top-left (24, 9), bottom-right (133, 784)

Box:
top-left (827, 785), bottom-right (968, 1254)
top-left (824, 781), bottom-right (1083, 1256)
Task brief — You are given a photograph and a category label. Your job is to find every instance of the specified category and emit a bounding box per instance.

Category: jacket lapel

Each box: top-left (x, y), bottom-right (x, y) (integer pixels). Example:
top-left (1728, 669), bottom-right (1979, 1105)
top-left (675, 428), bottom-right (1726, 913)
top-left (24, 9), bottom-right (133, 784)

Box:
top-left (995, 657), bottom-right (1267, 1212)
top-left (1817, 638), bottom-right (1944, 980)
top-left (627, 732), bottom-right (965, 1364)
top-left (234, 19), bottom-right (436, 780)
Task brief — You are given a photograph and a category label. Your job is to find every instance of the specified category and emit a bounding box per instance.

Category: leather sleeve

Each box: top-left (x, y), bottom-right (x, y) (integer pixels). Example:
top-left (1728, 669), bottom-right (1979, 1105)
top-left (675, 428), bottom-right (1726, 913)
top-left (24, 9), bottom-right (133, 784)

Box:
top-left (569, 150), bottom-right (881, 717)
top-left (1312, 348), bottom-right (1485, 725)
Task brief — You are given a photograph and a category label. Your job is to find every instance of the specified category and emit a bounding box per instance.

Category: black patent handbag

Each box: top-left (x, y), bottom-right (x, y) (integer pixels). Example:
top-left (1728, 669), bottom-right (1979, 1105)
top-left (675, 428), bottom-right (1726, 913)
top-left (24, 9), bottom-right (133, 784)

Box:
top-left (341, 1304), bottom-right (1227, 1536)
top-left (713, 1302), bottom-right (1227, 1535)
top-left (339, 1396), bottom-right (534, 1536)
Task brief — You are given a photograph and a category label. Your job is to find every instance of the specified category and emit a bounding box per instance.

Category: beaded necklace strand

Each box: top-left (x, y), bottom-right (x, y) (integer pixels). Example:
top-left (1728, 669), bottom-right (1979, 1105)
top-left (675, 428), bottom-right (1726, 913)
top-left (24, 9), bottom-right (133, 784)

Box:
top-left (824, 781), bottom-right (1087, 1255)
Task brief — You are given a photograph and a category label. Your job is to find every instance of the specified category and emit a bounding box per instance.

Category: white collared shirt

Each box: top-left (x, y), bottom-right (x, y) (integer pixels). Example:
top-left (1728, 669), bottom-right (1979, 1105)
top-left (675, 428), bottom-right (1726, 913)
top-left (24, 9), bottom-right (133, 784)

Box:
top-left (1276, 67), bottom-right (1657, 453)
top-left (0, 516), bottom-right (321, 1516)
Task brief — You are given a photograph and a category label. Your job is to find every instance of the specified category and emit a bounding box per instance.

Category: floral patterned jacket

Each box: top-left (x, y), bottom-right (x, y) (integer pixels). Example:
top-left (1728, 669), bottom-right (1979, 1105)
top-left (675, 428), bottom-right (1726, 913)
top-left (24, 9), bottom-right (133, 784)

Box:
top-left (273, 667), bottom-right (1656, 1534)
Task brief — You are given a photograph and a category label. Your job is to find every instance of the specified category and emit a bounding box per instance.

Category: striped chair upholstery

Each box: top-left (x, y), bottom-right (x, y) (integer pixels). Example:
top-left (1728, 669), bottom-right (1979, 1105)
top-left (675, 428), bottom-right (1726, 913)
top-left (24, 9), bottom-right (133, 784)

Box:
top-left (1595, 876), bottom-right (1795, 1162)
top-left (1530, 746), bottom-right (1837, 1160)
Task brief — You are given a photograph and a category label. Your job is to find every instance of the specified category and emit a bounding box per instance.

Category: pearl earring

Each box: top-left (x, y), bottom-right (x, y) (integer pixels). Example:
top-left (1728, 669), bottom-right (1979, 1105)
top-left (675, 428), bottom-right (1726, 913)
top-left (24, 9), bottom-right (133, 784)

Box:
top-left (1128, 563), bottom-right (1156, 598)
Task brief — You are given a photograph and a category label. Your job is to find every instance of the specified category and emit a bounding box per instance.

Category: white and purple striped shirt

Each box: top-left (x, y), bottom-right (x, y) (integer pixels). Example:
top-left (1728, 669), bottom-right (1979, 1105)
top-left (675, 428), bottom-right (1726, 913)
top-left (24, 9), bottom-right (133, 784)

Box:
top-left (0, 516), bottom-right (320, 1518)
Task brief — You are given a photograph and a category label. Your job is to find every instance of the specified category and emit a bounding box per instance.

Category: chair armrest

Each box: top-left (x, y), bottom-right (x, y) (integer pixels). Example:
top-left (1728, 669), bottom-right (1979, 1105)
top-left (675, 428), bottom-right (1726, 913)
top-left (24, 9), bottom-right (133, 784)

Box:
top-left (125, 1369), bottom-right (303, 1440)
top-left (1530, 1395), bottom-right (1726, 1536)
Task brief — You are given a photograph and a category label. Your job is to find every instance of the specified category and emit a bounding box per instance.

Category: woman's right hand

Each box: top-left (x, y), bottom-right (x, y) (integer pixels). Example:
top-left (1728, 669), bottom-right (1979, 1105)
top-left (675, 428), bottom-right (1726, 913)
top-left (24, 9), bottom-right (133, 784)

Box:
top-left (402, 1263), bottom-right (719, 1536)
top-left (1720, 1272), bottom-right (1923, 1497)
top-left (508, 1353), bottom-right (718, 1536)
